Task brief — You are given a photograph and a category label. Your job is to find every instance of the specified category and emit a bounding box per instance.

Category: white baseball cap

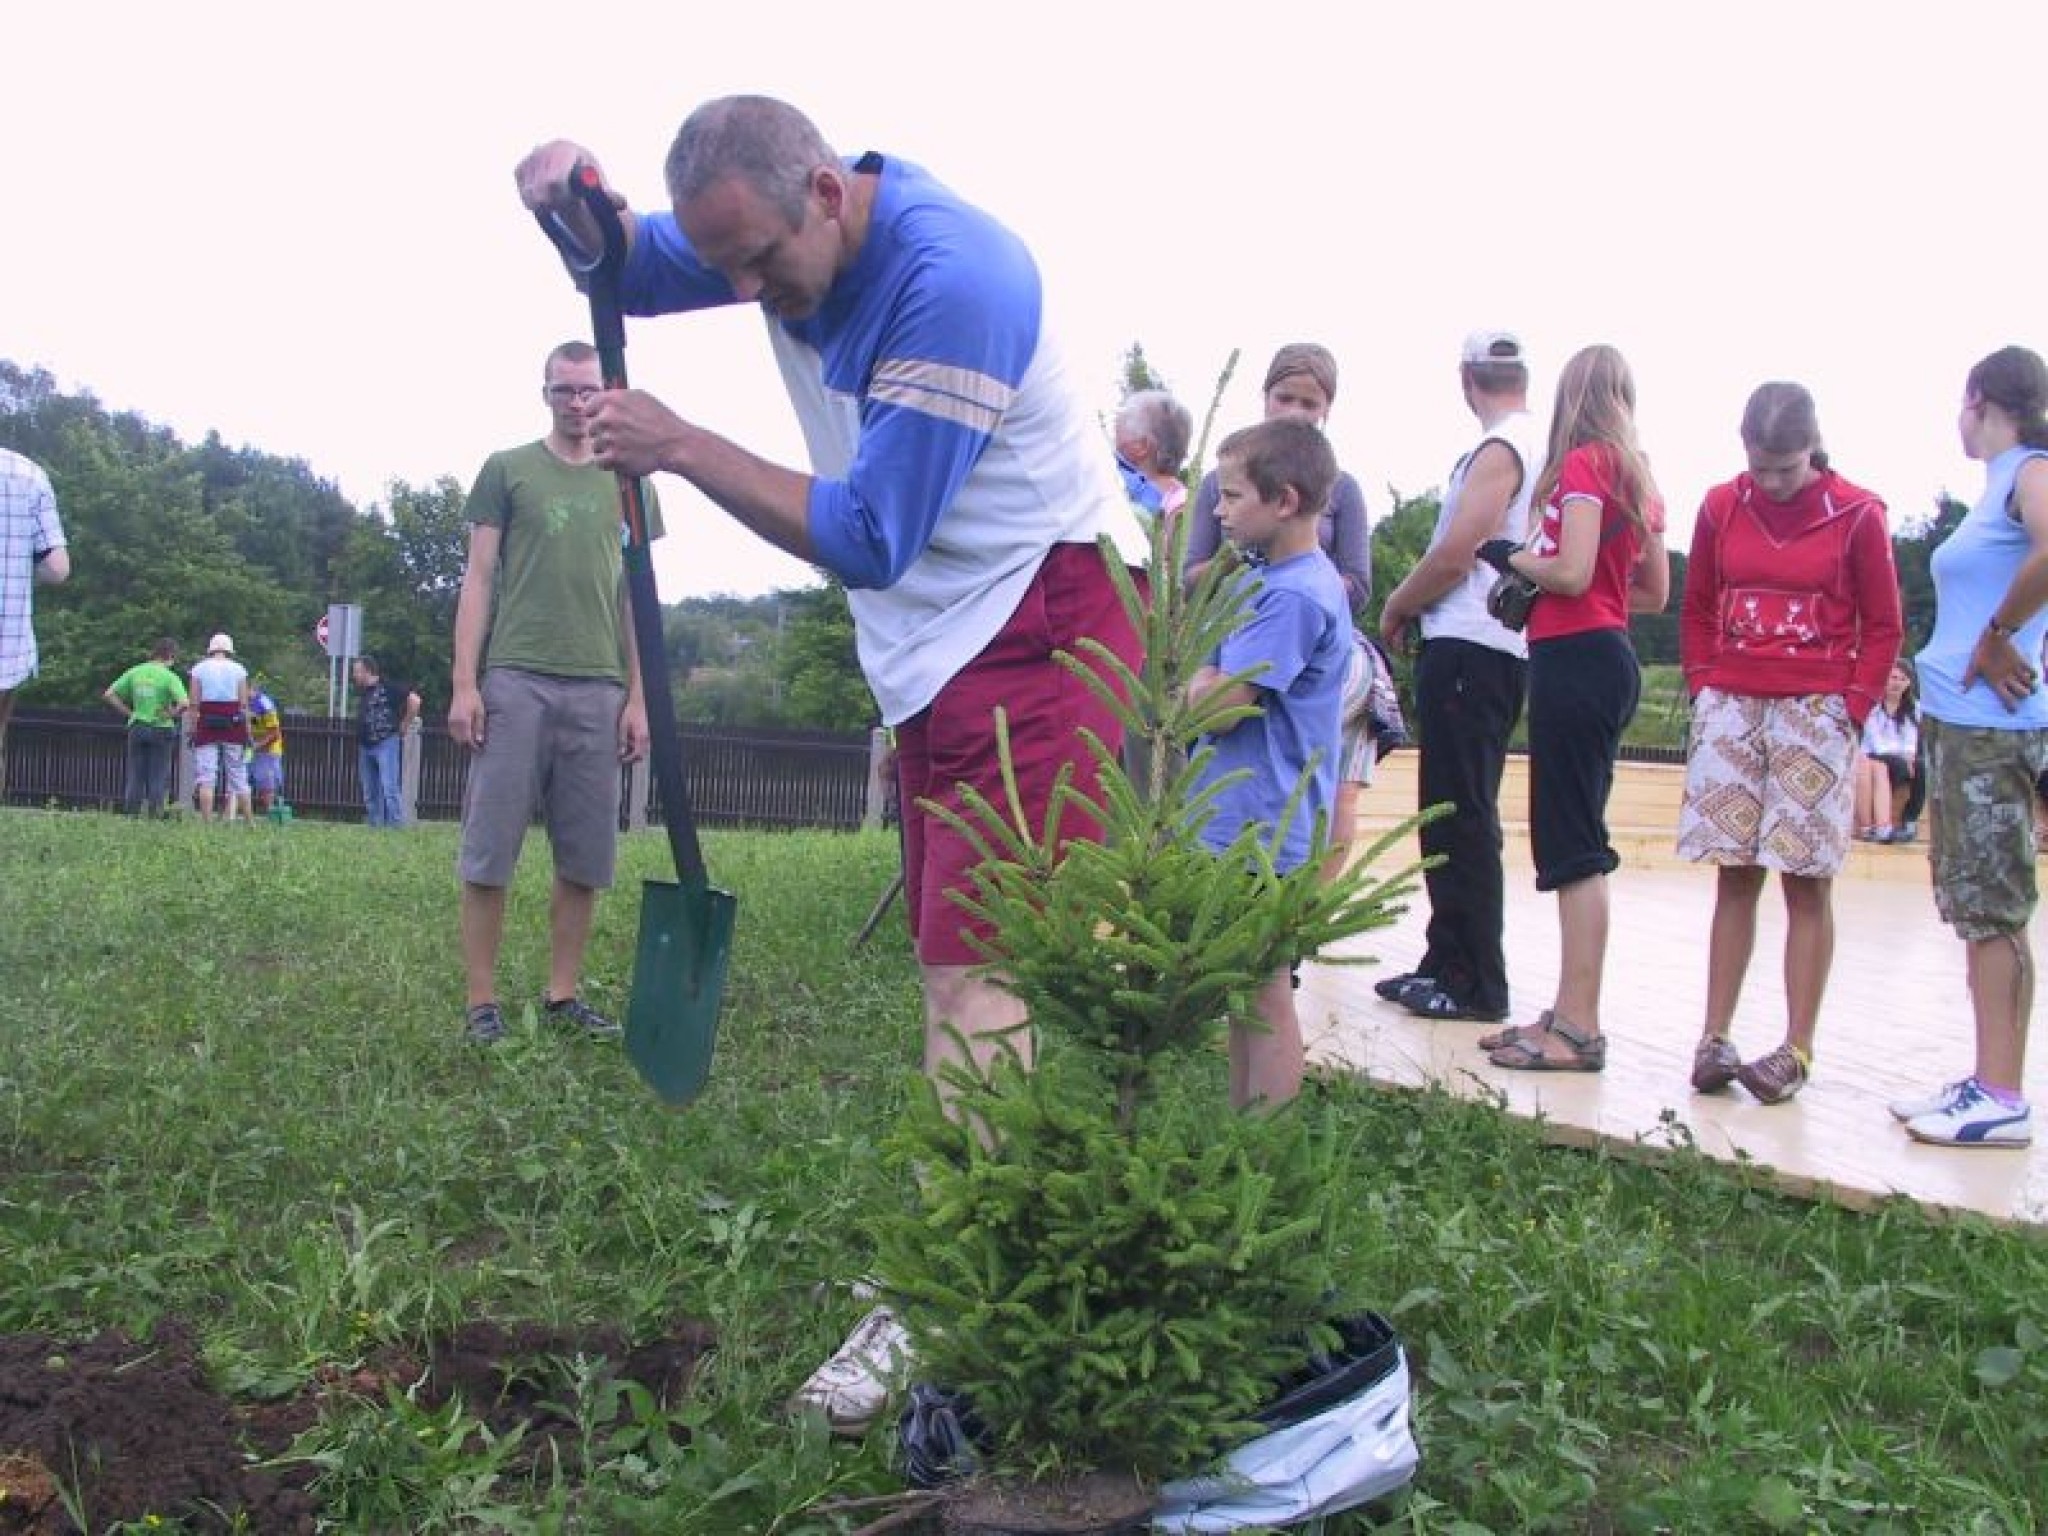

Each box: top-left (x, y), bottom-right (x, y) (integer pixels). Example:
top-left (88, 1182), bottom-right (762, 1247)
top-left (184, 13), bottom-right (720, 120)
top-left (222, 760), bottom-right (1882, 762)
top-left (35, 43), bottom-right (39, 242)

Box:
top-left (208, 633), bottom-right (235, 655)
top-left (1460, 330), bottom-right (1527, 366)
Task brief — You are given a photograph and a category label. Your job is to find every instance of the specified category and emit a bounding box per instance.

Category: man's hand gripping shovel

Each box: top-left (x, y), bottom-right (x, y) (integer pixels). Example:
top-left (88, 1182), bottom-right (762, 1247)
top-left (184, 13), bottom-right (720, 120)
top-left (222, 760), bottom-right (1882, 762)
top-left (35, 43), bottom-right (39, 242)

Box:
top-left (536, 166), bottom-right (737, 1106)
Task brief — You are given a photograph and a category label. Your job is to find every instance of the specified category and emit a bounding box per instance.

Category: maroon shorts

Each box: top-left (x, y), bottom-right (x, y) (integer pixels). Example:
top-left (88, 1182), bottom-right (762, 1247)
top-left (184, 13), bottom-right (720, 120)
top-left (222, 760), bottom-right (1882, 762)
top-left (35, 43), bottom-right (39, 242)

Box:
top-left (894, 543), bottom-right (1142, 966)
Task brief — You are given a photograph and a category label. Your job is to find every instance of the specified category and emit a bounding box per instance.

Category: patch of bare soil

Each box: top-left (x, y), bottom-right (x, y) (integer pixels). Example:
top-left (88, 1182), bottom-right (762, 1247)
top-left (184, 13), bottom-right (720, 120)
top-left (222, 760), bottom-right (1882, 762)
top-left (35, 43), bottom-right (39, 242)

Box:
top-left (939, 1471), bottom-right (1153, 1534)
top-left (0, 1316), bottom-right (714, 1533)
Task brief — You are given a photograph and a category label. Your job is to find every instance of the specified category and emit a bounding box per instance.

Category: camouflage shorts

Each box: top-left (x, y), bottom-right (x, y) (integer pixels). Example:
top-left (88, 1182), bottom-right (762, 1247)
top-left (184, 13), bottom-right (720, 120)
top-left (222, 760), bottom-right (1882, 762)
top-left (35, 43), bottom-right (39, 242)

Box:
top-left (1924, 717), bottom-right (2048, 940)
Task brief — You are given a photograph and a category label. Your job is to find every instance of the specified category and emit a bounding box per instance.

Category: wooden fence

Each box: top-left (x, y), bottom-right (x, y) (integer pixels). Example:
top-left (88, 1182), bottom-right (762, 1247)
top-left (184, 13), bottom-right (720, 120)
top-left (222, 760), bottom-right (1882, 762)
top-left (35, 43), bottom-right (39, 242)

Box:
top-left (2, 708), bottom-right (888, 831)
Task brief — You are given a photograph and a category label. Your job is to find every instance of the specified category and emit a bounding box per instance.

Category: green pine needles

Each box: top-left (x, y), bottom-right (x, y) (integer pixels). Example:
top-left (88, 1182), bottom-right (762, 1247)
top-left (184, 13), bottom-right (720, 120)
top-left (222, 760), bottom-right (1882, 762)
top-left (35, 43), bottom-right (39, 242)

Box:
top-left (873, 507), bottom-right (1430, 1484)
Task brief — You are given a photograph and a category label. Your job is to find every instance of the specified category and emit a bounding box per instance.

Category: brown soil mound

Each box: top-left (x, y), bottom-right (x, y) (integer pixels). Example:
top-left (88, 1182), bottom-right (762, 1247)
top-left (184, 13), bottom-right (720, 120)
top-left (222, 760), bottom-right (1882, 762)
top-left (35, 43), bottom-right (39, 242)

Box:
top-left (0, 1316), bottom-right (714, 1533)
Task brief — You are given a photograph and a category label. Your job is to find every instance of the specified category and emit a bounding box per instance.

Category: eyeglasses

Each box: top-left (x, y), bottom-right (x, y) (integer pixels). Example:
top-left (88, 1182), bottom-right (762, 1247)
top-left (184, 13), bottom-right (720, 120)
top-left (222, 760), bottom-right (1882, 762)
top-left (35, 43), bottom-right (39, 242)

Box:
top-left (546, 384), bottom-right (603, 404)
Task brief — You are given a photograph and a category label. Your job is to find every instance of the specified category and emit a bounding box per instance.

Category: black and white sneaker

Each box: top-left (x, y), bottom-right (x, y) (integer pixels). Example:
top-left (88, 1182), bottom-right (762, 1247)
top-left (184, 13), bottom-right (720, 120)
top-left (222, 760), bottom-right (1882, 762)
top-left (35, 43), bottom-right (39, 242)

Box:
top-left (544, 995), bottom-right (622, 1041)
top-left (1373, 972), bottom-right (1434, 1006)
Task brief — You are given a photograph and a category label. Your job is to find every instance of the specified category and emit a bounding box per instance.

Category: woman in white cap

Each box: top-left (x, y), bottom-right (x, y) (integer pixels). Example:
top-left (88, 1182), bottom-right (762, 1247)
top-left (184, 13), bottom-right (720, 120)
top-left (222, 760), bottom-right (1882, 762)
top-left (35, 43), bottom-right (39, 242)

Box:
top-left (188, 632), bottom-right (252, 823)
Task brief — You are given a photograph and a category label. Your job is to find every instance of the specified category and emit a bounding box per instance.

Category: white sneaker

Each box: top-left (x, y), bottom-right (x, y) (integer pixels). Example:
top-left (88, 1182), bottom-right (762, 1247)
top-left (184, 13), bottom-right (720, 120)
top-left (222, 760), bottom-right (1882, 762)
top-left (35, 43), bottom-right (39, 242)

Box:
top-left (787, 1304), bottom-right (913, 1435)
top-left (1889, 1079), bottom-right (1967, 1123)
top-left (1905, 1080), bottom-right (2033, 1148)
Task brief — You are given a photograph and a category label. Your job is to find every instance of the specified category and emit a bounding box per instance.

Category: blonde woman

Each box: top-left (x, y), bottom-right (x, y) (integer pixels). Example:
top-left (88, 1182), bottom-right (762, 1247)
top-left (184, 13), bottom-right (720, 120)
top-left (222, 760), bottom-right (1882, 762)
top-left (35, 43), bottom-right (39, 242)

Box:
top-left (1477, 345), bottom-right (1668, 1071)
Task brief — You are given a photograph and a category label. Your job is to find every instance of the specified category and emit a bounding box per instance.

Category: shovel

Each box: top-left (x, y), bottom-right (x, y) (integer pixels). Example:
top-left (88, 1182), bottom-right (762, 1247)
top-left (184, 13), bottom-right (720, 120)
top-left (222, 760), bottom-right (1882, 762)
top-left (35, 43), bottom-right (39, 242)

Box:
top-left (537, 165), bottom-right (738, 1106)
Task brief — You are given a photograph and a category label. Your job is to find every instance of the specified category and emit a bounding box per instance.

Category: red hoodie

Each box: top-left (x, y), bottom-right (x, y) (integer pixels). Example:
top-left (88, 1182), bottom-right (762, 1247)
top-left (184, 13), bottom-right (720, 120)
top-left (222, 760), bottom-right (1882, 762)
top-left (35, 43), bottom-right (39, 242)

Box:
top-left (1680, 469), bottom-right (1901, 725)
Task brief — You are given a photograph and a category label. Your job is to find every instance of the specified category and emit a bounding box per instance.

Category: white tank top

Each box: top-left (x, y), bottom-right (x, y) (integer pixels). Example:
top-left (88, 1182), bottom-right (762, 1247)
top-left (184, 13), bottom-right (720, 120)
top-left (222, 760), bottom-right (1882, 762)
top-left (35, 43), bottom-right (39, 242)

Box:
top-left (1419, 410), bottom-right (1545, 656)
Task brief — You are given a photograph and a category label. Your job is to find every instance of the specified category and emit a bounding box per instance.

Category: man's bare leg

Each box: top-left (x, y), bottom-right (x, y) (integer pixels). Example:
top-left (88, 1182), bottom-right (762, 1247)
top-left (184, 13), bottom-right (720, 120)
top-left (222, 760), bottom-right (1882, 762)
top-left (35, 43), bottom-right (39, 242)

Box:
top-left (547, 877), bottom-right (599, 1004)
top-left (922, 963), bottom-right (1030, 1106)
top-left (1231, 968), bottom-right (1305, 1110)
top-left (461, 882), bottom-right (508, 1009)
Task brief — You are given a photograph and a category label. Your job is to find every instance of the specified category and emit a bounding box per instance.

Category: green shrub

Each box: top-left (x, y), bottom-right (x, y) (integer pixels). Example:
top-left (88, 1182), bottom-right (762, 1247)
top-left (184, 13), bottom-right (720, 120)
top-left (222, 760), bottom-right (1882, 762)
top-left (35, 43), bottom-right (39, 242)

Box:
top-left (871, 513), bottom-right (1423, 1484)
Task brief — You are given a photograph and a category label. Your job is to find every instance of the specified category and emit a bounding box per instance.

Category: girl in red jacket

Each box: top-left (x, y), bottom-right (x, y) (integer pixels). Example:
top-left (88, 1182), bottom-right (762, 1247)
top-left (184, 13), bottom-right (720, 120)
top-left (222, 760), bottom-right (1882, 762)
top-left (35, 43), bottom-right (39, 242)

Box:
top-left (1676, 381), bottom-right (1902, 1105)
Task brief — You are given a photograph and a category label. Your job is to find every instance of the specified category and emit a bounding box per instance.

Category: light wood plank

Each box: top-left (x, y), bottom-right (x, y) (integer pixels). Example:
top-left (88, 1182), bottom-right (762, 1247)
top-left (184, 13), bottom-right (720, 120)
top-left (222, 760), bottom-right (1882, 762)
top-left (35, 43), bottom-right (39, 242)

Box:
top-left (1308, 776), bottom-right (2048, 1229)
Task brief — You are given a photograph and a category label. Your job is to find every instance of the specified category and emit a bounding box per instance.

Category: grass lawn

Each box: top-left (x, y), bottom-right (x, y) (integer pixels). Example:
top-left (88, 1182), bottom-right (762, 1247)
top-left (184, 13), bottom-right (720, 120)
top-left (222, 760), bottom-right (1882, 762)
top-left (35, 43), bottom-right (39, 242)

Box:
top-left (1496, 663), bottom-right (1689, 756)
top-left (2, 810), bottom-right (2045, 1533)
top-left (1627, 662), bottom-right (1690, 752)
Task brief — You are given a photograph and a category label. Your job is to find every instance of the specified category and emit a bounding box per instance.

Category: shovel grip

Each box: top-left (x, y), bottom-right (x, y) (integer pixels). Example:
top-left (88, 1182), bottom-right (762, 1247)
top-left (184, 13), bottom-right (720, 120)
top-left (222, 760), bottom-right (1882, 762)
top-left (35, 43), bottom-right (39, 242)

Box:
top-left (533, 166), bottom-right (630, 372)
top-left (530, 159), bottom-right (706, 885)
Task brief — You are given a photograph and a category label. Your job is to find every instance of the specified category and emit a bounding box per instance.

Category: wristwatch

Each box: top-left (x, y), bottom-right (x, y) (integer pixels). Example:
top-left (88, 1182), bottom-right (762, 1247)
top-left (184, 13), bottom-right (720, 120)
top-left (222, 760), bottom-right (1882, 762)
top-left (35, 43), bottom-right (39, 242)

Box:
top-left (1987, 616), bottom-right (2019, 639)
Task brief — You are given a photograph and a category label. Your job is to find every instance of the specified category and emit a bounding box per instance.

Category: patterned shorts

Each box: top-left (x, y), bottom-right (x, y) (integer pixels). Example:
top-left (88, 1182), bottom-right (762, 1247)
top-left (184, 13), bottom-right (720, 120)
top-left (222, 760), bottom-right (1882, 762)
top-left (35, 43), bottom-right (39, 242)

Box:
top-left (1676, 689), bottom-right (1856, 877)
top-left (191, 741), bottom-right (251, 797)
top-left (1923, 717), bottom-right (2048, 940)
top-left (1338, 632), bottom-right (1375, 786)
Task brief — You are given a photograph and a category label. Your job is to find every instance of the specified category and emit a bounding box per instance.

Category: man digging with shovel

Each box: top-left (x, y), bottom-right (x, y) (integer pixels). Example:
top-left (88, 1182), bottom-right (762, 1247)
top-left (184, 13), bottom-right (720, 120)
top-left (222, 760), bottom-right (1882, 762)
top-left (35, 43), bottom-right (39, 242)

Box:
top-left (517, 93), bottom-right (1144, 1435)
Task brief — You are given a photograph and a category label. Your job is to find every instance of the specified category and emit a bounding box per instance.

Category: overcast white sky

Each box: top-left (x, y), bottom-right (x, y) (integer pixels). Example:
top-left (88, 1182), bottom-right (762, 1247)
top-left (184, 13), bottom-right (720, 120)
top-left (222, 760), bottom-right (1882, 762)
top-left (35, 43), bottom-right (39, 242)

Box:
top-left (7, 1), bottom-right (2044, 611)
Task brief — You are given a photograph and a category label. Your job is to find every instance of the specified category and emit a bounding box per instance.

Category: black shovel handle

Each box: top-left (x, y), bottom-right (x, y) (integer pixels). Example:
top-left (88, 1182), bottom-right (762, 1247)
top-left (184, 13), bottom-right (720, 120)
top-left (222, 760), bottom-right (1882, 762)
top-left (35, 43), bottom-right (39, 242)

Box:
top-left (535, 166), bottom-right (705, 883)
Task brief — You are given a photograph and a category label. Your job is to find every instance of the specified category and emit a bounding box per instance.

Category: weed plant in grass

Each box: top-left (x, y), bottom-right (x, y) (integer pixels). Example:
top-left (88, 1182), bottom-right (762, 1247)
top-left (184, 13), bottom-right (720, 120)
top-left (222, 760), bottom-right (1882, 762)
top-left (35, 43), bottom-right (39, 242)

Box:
top-left (2, 810), bottom-right (2047, 1531)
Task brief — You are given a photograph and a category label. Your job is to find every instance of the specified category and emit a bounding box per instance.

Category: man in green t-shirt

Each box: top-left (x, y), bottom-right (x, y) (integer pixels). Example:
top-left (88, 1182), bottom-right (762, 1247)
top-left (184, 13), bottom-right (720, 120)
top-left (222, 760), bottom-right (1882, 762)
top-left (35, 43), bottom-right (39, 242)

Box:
top-left (102, 637), bottom-right (189, 816)
top-left (449, 340), bottom-right (657, 1045)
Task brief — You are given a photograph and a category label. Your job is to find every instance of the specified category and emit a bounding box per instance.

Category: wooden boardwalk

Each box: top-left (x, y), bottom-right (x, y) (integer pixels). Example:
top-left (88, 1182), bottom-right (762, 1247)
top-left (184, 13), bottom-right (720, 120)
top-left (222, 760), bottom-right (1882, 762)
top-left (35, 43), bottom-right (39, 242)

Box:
top-left (1302, 756), bottom-right (2048, 1230)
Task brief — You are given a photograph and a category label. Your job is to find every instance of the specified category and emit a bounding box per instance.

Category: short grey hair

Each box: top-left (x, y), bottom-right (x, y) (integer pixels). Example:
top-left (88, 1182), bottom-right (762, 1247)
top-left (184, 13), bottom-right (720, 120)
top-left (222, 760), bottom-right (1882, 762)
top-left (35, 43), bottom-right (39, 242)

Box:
top-left (662, 95), bottom-right (836, 226)
top-left (1116, 389), bottom-right (1194, 475)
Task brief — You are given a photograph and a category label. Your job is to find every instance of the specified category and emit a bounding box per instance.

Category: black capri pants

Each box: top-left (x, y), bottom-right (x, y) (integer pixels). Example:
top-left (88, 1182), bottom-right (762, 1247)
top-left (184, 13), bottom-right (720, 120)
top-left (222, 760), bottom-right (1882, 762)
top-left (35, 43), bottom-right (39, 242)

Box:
top-left (1527, 627), bottom-right (1640, 893)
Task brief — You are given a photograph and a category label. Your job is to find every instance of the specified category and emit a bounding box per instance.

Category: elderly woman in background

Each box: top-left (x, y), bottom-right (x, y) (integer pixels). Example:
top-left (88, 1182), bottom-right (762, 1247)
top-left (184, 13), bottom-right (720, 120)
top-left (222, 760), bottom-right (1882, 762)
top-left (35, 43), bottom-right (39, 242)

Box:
top-left (1115, 388), bottom-right (1194, 528)
top-left (1893, 345), bottom-right (2048, 1149)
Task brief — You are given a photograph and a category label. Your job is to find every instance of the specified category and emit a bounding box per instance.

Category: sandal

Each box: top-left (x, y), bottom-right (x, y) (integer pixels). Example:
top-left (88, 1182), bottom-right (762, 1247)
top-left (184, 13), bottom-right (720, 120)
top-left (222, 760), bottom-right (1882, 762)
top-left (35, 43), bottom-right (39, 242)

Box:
top-left (1487, 1013), bottom-right (1606, 1073)
top-left (1478, 1010), bottom-right (1552, 1053)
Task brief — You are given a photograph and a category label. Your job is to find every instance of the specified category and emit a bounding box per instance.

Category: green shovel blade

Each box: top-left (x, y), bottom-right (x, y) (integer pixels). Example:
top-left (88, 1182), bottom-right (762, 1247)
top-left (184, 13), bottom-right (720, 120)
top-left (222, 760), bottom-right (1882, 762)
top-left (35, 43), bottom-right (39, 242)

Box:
top-left (626, 876), bottom-right (738, 1106)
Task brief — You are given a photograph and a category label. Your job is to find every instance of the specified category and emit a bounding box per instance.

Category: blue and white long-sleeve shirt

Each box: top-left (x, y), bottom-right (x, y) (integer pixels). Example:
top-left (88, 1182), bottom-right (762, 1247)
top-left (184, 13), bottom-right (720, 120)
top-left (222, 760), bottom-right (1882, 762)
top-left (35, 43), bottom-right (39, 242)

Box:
top-left (620, 152), bottom-right (1122, 724)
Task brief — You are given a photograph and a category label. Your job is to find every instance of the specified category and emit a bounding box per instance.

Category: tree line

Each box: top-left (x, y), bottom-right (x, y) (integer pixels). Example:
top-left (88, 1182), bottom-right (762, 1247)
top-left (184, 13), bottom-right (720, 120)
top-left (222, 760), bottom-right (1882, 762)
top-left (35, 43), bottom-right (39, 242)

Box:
top-left (0, 361), bottom-right (870, 732)
top-left (1, 355), bottom-right (1966, 738)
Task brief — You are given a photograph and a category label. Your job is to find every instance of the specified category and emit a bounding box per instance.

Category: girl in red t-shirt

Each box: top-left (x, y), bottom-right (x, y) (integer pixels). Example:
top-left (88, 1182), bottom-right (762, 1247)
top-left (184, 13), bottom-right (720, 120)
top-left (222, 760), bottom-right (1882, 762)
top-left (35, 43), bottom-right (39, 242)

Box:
top-left (1478, 345), bottom-right (1669, 1071)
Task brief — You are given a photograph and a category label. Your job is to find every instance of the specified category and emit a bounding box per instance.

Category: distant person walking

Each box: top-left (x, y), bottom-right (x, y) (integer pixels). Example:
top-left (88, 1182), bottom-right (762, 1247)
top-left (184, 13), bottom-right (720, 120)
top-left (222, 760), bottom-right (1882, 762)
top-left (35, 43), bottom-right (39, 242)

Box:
top-left (188, 633), bottom-right (251, 824)
top-left (1677, 382), bottom-right (1901, 1106)
top-left (0, 447), bottom-right (71, 799)
top-left (1376, 331), bottom-right (1545, 1025)
top-left (1893, 345), bottom-right (2048, 1149)
top-left (1477, 344), bottom-right (1669, 1073)
top-left (352, 654), bottom-right (419, 829)
top-left (247, 682), bottom-right (287, 817)
top-left (102, 638), bottom-right (187, 816)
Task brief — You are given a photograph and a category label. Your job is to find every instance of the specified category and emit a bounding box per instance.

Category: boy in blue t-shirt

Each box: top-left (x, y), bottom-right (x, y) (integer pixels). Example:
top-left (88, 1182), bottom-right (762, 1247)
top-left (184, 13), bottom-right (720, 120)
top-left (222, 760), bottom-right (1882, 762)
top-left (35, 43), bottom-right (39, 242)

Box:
top-left (1190, 416), bottom-right (1351, 1108)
